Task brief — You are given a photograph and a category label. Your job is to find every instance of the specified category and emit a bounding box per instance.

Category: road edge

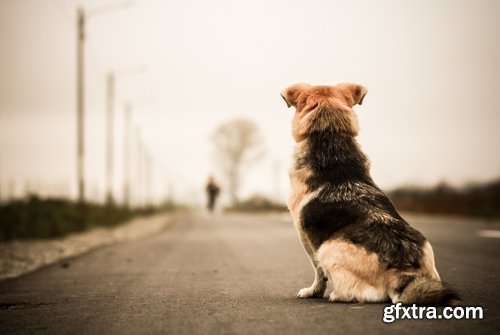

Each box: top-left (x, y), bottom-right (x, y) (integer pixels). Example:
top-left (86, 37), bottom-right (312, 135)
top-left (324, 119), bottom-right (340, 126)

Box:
top-left (0, 212), bottom-right (182, 282)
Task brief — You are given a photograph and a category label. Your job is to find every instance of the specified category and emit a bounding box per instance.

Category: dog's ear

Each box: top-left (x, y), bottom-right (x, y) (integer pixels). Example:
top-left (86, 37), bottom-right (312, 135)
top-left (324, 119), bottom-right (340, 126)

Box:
top-left (336, 83), bottom-right (368, 107)
top-left (281, 83), bottom-right (312, 108)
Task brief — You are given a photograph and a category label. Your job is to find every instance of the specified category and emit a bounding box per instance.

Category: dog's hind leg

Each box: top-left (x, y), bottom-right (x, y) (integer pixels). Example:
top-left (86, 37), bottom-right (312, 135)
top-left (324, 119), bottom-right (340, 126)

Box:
top-left (296, 230), bottom-right (327, 298)
top-left (318, 239), bottom-right (388, 303)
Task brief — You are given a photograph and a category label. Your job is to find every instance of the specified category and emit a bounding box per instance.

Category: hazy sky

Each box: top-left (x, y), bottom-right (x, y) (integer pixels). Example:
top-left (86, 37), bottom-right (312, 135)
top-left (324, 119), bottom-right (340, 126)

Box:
top-left (1, 0), bottom-right (499, 205)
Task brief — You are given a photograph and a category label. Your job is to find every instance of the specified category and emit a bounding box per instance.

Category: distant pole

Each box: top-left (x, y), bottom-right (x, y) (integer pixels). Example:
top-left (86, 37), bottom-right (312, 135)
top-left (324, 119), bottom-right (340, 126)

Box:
top-left (167, 180), bottom-right (173, 203)
top-left (123, 103), bottom-right (132, 207)
top-left (136, 127), bottom-right (142, 207)
top-left (144, 149), bottom-right (149, 207)
top-left (144, 148), bottom-right (150, 207)
top-left (75, 2), bottom-right (133, 205)
top-left (106, 72), bottom-right (115, 205)
top-left (76, 7), bottom-right (85, 204)
top-left (146, 151), bottom-right (152, 207)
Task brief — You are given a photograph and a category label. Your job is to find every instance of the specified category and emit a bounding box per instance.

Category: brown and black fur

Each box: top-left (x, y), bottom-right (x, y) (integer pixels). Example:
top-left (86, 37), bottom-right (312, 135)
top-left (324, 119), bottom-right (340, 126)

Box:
top-left (281, 82), bottom-right (459, 305)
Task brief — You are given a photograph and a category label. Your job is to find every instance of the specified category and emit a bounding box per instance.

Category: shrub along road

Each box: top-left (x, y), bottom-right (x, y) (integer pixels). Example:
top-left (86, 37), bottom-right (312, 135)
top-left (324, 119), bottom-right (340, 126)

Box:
top-left (0, 213), bottom-right (499, 334)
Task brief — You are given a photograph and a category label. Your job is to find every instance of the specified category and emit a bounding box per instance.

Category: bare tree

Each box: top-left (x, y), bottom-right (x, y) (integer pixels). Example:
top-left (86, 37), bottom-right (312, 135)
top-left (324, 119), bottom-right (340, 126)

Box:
top-left (212, 119), bottom-right (264, 205)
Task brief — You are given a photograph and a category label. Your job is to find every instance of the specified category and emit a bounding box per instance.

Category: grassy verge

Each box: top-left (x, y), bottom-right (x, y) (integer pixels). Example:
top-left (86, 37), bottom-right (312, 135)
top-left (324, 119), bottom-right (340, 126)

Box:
top-left (0, 196), bottom-right (180, 241)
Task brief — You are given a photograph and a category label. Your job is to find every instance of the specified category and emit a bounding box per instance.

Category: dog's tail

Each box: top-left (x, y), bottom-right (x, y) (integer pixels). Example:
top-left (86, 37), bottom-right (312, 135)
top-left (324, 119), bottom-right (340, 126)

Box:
top-left (397, 275), bottom-right (460, 305)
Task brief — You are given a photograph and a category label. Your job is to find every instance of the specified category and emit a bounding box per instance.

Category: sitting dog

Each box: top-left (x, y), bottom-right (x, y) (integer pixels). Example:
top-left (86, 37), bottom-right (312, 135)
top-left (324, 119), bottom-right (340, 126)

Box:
top-left (281, 82), bottom-right (458, 304)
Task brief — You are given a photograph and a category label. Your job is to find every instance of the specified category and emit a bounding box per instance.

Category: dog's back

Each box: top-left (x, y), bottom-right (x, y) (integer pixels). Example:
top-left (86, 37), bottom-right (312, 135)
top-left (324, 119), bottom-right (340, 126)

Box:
top-left (282, 83), bottom-right (459, 304)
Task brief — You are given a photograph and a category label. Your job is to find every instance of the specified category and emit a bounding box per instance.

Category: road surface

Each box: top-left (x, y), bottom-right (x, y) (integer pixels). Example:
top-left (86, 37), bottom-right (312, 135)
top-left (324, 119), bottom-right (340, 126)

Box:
top-left (1, 213), bottom-right (499, 334)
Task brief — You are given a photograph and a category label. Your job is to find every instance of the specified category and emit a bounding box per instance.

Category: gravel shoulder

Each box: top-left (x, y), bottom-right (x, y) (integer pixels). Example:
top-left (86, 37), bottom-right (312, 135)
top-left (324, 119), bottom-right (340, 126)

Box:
top-left (0, 212), bottom-right (177, 281)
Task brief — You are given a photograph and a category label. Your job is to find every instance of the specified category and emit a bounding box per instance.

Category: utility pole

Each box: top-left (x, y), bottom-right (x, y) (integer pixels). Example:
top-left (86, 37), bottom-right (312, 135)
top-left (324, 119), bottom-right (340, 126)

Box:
top-left (136, 127), bottom-right (143, 208)
top-left (146, 151), bottom-right (153, 207)
top-left (75, 1), bottom-right (133, 206)
top-left (143, 148), bottom-right (150, 208)
top-left (76, 7), bottom-right (85, 204)
top-left (106, 67), bottom-right (145, 207)
top-left (123, 103), bottom-right (132, 207)
top-left (106, 72), bottom-right (115, 205)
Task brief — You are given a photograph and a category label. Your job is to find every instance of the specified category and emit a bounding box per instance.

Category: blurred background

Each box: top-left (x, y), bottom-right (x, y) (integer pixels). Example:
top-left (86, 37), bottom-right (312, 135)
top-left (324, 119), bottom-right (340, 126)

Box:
top-left (1, 0), bottom-right (499, 239)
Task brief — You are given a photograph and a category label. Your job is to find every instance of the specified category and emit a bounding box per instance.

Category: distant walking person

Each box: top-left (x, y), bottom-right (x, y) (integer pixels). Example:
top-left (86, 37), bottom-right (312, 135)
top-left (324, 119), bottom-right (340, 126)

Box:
top-left (206, 176), bottom-right (220, 213)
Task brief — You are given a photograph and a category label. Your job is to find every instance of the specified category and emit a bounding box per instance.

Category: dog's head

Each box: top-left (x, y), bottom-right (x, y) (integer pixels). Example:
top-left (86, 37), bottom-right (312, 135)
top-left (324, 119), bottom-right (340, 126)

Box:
top-left (281, 82), bottom-right (367, 142)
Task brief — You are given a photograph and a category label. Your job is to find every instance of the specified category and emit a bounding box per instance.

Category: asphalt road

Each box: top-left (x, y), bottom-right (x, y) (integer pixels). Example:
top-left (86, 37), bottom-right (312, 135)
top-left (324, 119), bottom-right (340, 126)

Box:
top-left (0, 213), bottom-right (499, 334)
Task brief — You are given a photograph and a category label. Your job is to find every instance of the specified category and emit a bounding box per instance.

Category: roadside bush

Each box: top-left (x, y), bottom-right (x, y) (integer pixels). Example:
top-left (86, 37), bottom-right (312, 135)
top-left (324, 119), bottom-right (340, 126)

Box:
top-left (388, 178), bottom-right (500, 219)
top-left (0, 196), bottom-right (159, 241)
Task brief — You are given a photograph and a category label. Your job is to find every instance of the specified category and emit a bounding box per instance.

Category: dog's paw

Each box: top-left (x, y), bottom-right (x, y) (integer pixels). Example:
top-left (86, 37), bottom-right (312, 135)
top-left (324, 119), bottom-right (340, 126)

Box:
top-left (328, 292), bottom-right (339, 302)
top-left (297, 287), bottom-right (324, 298)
